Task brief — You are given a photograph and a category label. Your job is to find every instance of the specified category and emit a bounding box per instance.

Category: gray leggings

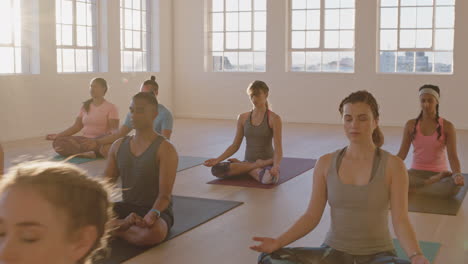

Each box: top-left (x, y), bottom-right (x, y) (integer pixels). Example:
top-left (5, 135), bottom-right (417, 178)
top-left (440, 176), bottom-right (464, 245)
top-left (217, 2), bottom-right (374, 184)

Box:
top-left (258, 246), bottom-right (410, 264)
top-left (408, 169), bottom-right (461, 197)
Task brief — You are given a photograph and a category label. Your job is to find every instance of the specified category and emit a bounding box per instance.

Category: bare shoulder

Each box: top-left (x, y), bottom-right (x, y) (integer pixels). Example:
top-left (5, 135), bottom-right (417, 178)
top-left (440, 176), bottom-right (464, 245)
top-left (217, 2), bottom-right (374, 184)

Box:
top-left (405, 119), bottom-right (417, 130)
top-left (268, 111), bottom-right (282, 123)
top-left (385, 153), bottom-right (407, 183)
top-left (443, 119), bottom-right (455, 130)
top-left (109, 137), bottom-right (125, 156)
top-left (237, 112), bottom-right (250, 123)
top-left (314, 152), bottom-right (335, 175)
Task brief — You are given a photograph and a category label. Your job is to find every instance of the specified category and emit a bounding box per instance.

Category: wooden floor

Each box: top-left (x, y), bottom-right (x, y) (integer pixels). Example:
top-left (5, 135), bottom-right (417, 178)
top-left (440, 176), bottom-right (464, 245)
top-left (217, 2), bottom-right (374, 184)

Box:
top-left (2, 119), bottom-right (467, 264)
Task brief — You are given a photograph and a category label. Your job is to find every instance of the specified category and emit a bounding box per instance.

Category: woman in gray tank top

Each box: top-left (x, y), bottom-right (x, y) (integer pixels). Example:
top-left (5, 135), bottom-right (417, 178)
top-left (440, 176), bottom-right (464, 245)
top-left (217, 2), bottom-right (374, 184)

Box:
top-left (204, 81), bottom-right (283, 185)
top-left (251, 91), bottom-right (430, 264)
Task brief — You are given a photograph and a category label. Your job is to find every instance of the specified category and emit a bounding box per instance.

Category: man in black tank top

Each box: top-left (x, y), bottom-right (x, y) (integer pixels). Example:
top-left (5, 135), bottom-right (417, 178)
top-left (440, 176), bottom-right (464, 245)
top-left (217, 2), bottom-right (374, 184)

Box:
top-left (105, 92), bottom-right (178, 246)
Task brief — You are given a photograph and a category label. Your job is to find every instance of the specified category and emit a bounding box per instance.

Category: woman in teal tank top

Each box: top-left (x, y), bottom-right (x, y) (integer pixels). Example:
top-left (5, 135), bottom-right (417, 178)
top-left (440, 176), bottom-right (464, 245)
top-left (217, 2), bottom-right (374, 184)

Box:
top-left (204, 80), bottom-right (283, 185)
top-left (250, 91), bottom-right (430, 264)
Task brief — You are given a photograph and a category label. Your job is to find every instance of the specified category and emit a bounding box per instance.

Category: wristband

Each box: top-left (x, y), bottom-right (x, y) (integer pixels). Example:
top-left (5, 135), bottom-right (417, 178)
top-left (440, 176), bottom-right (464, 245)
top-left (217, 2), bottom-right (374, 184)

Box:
top-left (150, 209), bottom-right (161, 218)
top-left (409, 251), bottom-right (423, 260)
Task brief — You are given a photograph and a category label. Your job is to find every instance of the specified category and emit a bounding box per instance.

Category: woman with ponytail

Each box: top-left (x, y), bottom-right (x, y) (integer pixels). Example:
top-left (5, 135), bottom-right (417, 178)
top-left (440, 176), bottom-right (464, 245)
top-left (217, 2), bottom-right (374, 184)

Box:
top-left (397, 84), bottom-right (464, 197)
top-left (46, 78), bottom-right (119, 158)
top-left (204, 80), bottom-right (283, 185)
top-left (251, 91), bottom-right (430, 264)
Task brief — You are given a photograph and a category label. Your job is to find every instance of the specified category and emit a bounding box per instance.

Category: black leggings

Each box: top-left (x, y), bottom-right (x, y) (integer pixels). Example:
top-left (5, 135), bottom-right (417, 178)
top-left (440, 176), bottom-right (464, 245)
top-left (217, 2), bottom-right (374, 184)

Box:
top-left (258, 246), bottom-right (410, 264)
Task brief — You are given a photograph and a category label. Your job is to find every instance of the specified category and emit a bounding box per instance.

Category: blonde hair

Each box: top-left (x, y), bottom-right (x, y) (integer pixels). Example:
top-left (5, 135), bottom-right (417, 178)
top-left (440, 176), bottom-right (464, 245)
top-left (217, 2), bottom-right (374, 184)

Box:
top-left (247, 80), bottom-right (270, 110)
top-left (0, 161), bottom-right (114, 264)
top-left (338, 90), bottom-right (384, 148)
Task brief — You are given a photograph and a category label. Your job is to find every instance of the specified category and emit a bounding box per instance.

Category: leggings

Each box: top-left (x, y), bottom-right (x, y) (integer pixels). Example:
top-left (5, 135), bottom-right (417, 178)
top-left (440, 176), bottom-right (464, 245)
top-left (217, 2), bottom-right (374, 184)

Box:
top-left (52, 136), bottom-right (99, 157)
top-left (408, 169), bottom-right (461, 197)
top-left (258, 246), bottom-right (410, 264)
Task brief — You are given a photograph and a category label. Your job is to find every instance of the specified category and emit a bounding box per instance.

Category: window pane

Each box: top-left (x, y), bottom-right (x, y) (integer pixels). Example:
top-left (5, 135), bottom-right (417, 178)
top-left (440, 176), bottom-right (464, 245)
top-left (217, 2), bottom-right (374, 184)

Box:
top-left (125, 9), bottom-right (132, 29)
top-left (325, 30), bottom-right (339, 48)
top-left (292, 0), bottom-right (306, 10)
top-left (212, 13), bottom-right (224, 31)
top-left (133, 0), bottom-right (141, 10)
top-left (339, 30), bottom-right (354, 48)
top-left (291, 31), bottom-right (306, 49)
top-left (87, 49), bottom-right (94, 71)
top-left (400, 30), bottom-right (416, 48)
top-left (62, 25), bottom-right (73, 45)
top-left (339, 52), bottom-right (354, 72)
top-left (239, 12), bottom-right (252, 31)
top-left (226, 13), bottom-right (239, 31)
top-left (238, 52), bottom-right (253, 71)
top-left (239, 32), bottom-right (251, 49)
top-left (87, 3), bottom-right (94, 26)
top-left (401, 0), bottom-right (417, 6)
top-left (305, 51), bottom-right (321, 71)
top-left (0, 47), bottom-right (15, 73)
top-left (417, 0), bottom-right (433, 6)
top-left (62, 1), bottom-right (73, 24)
top-left (254, 31), bottom-right (266, 50)
top-left (254, 0), bottom-right (266, 10)
top-left (434, 29), bottom-right (453, 50)
top-left (396, 51), bottom-right (414, 72)
top-left (322, 52), bottom-right (339, 72)
top-left (56, 25), bottom-right (62, 45)
top-left (306, 0), bottom-right (320, 9)
top-left (63, 48), bottom-right (76, 72)
top-left (292, 10), bottom-right (306, 30)
top-left (400, 7), bottom-right (417, 28)
top-left (415, 51), bottom-right (433, 72)
top-left (133, 31), bottom-right (141, 49)
top-left (340, 9), bottom-right (354, 29)
top-left (212, 0), bottom-right (224, 12)
top-left (226, 32), bottom-right (239, 49)
top-left (325, 10), bottom-right (339, 30)
top-left (87, 27), bottom-right (94, 46)
top-left (340, 0), bottom-right (355, 8)
top-left (239, 0), bottom-right (252, 11)
top-left (77, 26), bottom-right (87, 46)
top-left (212, 32), bottom-right (224, 51)
top-left (306, 10), bottom-right (320, 30)
top-left (291, 52), bottom-right (305, 71)
top-left (226, 0), bottom-right (239, 11)
top-left (253, 52), bottom-right (266, 71)
top-left (133, 51), bottom-right (143, 71)
top-left (306, 31), bottom-right (319, 48)
top-left (434, 52), bottom-right (452, 73)
top-left (381, 0), bottom-right (398, 7)
top-left (436, 0), bottom-right (455, 5)
top-left (380, 30), bottom-right (397, 50)
top-left (133, 10), bottom-right (141, 30)
top-left (381, 8), bottom-right (398, 28)
top-left (416, 7), bottom-right (433, 28)
top-left (123, 51), bottom-right (133, 71)
top-left (224, 52), bottom-right (238, 71)
top-left (57, 49), bottom-right (63, 72)
top-left (125, 30), bottom-right (133, 48)
top-left (76, 49), bottom-right (87, 72)
top-left (325, 0), bottom-right (340, 9)
top-left (379, 51), bottom-right (396, 72)
top-left (254, 12), bottom-right (266, 31)
top-left (77, 2), bottom-right (87, 25)
top-left (212, 51), bottom-right (223, 71)
top-left (415, 29), bottom-right (432, 48)
top-left (435, 6), bottom-right (454, 28)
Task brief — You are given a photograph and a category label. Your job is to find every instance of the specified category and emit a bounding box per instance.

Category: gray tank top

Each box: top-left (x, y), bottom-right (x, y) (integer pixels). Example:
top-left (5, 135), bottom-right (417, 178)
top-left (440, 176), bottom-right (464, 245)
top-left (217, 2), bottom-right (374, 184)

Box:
top-left (324, 147), bottom-right (394, 255)
top-left (117, 135), bottom-right (169, 209)
top-left (244, 111), bottom-right (274, 162)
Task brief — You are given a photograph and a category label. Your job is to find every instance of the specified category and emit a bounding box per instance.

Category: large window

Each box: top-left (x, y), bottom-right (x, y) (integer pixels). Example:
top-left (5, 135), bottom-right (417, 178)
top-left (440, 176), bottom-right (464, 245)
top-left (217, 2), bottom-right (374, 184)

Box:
top-left (208, 0), bottom-right (267, 72)
top-left (56, 0), bottom-right (98, 73)
top-left (120, 0), bottom-right (150, 72)
top-left (0, 0), bottom-right (24, 74)
top-left (289, 0), bottom-right (355, 72)
top-left (379, 0), bottom-right (456, 73)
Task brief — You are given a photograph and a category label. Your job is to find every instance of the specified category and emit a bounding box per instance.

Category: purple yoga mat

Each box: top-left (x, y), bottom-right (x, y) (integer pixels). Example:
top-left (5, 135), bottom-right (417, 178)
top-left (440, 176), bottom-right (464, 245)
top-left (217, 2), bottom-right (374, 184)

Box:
top-left (207, 157), bottom-right (317, 189)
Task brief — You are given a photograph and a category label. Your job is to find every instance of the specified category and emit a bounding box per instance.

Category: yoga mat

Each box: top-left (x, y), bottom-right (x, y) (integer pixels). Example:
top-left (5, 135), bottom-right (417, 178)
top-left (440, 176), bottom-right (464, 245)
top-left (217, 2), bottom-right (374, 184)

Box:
top-left (96, 196), bottom-right (243, 264)
top-left (393, 239), bottom-right (440, 263)
top-left (177, 156), bottom-right (208, 172)
top-left (207, 157), bottom-right (317, 189)
top-left (408, 173), bottom-right (468, 216)
top-left (52, 155), bottom-right (103, 164)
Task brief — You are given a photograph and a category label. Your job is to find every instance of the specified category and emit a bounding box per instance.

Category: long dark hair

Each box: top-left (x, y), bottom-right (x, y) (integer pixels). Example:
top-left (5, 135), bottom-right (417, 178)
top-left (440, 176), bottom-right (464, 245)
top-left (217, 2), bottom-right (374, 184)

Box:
top-left (143, 75), bottom-right (159, 93)
top-left (83, 78), bottom-right (108, 113)
top-left (339, 90), bottom-right (384, 148)
top-left (410, 84), bottom-right (441, 141)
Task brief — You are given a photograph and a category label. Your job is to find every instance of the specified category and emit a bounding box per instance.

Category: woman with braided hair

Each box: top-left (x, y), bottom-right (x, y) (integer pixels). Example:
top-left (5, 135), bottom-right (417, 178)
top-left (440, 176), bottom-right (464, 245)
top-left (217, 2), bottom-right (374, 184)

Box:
top-left (0, 161), bottom-right (114, 264)
top-left (397, 84), bottom-right (464, 197)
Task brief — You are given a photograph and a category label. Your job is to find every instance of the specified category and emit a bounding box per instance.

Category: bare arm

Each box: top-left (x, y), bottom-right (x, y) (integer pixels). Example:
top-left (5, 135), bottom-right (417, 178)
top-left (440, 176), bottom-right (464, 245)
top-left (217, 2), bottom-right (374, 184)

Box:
top-left (96, 125), bottom-right (132, 146)
top-left (389, 155), bottom-right (425, 258)
top-left (0, 144), bottom-right (4, 175)
top-left (445, 121), bottom-right (461, 174)
top-left (271, 114), bottom-right (283, 169)
top-left (275, 154), bottom-right (330, 248)
top-left (56, 117), bottom-right (84, 137)
top-left (103, 138), bottom-right (123, 185)
top-left (161, 129), bottom-right (172, 140)
top-left (396, 120), bottom-right (413, 160)
top-left (214, 114), bottom-right (246, 162)
top-left (108, 119), bottom-right (120, 134)
top-left (152, 141), bottom-right (178, 212)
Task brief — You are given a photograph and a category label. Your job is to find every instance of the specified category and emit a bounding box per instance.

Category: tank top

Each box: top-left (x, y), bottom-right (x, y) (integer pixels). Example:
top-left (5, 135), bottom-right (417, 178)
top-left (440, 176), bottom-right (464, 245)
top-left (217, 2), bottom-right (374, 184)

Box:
top-left (117, 135), bottom-right (170, 209)
top-left (324, 147), bottom-right (394, 255)
top-left (243, 110), bottom-right (274, 162)
top-left (411, 117), bottom-right (448, 172)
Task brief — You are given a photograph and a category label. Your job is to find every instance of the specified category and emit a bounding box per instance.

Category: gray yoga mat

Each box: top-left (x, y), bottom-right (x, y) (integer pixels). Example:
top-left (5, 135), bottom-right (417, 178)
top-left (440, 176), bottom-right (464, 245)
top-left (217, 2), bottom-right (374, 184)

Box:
top-left (96, 196), bottom-right (243, 264)
top-left (177, 156), bottom-right (208, 172)
top-left (408, 173), bottom-right (468, 215)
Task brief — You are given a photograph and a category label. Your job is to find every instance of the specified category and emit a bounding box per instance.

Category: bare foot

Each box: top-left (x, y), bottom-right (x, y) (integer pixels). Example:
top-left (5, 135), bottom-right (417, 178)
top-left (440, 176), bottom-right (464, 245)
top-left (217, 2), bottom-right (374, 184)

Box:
top-left (452, 174), bottom-right (465, 186)
top-left (76, 151), bottom-right (97, 159)
top-left (425, 171), bottom-right (452, 185)
top-left (117, 213), bottom-right (144, 231)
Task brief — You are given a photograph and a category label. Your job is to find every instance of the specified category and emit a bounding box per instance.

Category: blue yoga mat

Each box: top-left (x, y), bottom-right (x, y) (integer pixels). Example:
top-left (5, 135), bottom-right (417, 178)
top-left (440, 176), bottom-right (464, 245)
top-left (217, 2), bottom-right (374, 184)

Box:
top-left (52, 155), bottom-right (103, 164)
top-left (394, 239), bottom-right (440, 263)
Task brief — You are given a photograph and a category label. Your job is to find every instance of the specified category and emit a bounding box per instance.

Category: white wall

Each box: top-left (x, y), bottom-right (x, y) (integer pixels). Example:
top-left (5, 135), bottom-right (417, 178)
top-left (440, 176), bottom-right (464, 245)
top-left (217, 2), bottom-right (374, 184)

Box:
top-left (0, 0), bottom-right (174, 142)
top-left (173, 0), bottom-right (468, 129)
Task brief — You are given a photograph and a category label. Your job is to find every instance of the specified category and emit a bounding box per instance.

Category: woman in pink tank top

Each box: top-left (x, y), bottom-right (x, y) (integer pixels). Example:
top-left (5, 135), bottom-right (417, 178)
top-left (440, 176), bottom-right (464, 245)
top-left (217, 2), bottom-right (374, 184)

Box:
top-left (397, 84), bottom-right (464, 197)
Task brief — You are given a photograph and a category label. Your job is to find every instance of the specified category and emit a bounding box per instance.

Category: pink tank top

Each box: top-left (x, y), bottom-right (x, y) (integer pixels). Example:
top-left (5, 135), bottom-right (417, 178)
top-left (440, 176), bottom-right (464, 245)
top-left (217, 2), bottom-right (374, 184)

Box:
top-left (411, 117), bottom-right (448, 172)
